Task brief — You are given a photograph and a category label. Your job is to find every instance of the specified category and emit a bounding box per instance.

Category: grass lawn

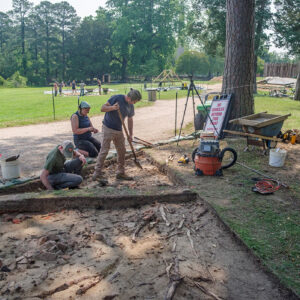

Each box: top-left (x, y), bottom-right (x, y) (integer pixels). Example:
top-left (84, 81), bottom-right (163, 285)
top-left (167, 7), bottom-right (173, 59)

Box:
top-left (255, 93), bottom-right (300, 129)
top-left (0, 83), bottom-right (299, 129)
top-left (0, 83), bottom-right (189, 128)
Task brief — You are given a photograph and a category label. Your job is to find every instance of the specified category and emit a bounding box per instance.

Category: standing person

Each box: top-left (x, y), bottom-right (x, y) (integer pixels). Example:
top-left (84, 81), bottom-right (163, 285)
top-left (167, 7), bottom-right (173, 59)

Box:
top-left (54, 82), bottom-right (58, 96)
top-left (92, 89), bottom-right (142, 185)
top-left (40, 140), bottom-right (86, 190)
top-left (71, 101), bottom-right (101, 158)
top-left (80, 80), bottom-right (85, 96)
top-left (72, 80), bottom-right (76, 95)
top-left (97, 78), bottom-right (102, 95)
top-left (59, 81), bottom-right (64, 96)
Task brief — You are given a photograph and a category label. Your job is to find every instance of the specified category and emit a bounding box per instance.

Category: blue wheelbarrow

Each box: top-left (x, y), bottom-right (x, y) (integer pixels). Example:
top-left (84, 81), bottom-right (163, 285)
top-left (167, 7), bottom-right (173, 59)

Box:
top-left (223, 111), bottom-right (291, 152)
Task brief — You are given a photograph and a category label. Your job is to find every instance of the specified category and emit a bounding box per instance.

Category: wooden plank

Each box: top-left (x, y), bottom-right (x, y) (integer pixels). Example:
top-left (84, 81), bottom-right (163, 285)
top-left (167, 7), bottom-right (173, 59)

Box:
top-left (223, 130), bottom-right (282, 142)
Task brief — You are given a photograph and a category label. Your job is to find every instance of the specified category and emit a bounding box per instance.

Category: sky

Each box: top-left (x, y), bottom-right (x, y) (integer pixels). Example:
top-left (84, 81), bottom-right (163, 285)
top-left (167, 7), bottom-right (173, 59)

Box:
top-left (1, 0), bottom-right (107, 18)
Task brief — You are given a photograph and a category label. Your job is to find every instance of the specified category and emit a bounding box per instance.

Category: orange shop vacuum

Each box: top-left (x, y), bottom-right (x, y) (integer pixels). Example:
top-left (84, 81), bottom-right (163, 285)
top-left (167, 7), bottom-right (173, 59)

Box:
top-left (192, 134), bottom-right (237, 176)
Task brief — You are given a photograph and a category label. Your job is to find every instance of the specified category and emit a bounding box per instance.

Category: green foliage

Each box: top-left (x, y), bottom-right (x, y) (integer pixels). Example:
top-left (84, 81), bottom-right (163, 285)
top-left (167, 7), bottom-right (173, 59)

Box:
top-left (0, 75), bottom-right (6, 86)
top-left (187, 0), bottom-right (226, 56)
top-left (0, 0), bottom-right (296, 85)
top-left (188, 0), bottom-right (272, 59)
top-left (108, 0), bottom-right (181, 80)
top-left (68, 12), bottom-right (112, 80)
top-left (4, 71), bottom-right (27, 87)
top-left (0, 0), bottom-right (183, 84)
top-left (273, 0), bottom-right (300, 55)
top-left (257, 57), bottom-right (265, 75)
top-left (176, 51), bottom-right (209, 76)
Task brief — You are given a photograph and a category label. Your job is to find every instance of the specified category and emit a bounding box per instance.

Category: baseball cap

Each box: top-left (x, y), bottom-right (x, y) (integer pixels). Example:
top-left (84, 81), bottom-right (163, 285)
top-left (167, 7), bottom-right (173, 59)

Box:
top-left (127, 89), bottom-right (142, 101)
top-left (79, 101), bottom-right (91, 109)
top-left (61, 140), bottom-right (74, 158)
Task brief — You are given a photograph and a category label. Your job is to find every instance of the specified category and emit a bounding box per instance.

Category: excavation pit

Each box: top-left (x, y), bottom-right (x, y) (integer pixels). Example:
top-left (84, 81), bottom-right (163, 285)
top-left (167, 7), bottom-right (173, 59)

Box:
top-left (0, 153), bottom-right (297, 299)
top-left (0, 194), bottom-right (295, 300)
top-left (0, 154), bottom-right (176, 196)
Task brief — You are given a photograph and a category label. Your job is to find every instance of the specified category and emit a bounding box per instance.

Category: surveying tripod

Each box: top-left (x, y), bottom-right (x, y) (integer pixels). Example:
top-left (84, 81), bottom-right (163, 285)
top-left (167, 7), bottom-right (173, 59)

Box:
top-left (177, 76), bottom-right (218, 145)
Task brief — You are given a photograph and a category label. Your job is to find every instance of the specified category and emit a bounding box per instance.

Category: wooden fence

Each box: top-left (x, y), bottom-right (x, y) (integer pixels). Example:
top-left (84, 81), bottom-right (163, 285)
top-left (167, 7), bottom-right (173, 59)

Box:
top-left (263, 63), bottom-right (300, 78)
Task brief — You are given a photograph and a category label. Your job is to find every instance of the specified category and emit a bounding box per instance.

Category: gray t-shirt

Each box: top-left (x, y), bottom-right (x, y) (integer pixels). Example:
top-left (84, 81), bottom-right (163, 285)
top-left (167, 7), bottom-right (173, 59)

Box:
top-left (103, 94), bottom-right (134, 131)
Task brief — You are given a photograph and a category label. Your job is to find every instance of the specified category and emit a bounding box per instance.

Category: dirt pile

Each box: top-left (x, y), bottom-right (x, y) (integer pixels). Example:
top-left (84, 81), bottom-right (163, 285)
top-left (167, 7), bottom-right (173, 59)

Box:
top-left (83, 156), bottom-right (173, 190)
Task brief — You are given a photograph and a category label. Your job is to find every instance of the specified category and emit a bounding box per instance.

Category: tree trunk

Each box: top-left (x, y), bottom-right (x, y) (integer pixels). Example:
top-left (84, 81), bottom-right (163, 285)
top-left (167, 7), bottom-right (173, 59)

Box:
top-left (253, 55), bottom-right (258, 94)
top-left (62, 26), bottom-right (65, 80)
top-left (21, 17), bottom-right (27, 75)
top-left (46, 24), bottom-right (50, 82)
top-left (222, 0), bottom-right (255, 129)
top-left (294, 73), bottom-right (300, 101)
top-left (253, 0), bottom-right (268, 94)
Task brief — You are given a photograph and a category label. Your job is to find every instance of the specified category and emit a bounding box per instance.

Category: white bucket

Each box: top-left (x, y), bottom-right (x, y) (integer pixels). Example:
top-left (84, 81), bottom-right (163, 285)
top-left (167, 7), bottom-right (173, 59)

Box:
top-left (269, 148), bottom-right (287, 167)
top-left (0, 160), bottom-right (21, 180)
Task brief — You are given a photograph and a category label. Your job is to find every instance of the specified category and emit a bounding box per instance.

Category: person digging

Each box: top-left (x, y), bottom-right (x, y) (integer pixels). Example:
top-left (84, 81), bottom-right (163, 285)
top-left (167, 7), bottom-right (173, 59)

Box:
top-left (40, 140), bottom-right (86, 190)
top-left (92, 89), bottom-right (142, 185)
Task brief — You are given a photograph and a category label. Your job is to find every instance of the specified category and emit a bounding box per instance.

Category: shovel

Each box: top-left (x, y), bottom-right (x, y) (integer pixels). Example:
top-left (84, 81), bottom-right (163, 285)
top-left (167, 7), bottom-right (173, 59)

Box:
top-left (117, 109), bottom-right (143, 169)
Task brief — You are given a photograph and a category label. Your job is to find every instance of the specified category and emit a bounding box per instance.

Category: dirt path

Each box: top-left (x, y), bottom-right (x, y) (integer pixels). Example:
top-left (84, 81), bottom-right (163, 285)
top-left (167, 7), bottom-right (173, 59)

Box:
top-left (0, 98), bottom-right (197, 177)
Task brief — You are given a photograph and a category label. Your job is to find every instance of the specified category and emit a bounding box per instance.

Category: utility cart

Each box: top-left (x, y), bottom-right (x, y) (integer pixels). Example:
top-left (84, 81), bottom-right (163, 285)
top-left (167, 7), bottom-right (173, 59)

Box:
top-left (223, 111), bottom-right (291, 153)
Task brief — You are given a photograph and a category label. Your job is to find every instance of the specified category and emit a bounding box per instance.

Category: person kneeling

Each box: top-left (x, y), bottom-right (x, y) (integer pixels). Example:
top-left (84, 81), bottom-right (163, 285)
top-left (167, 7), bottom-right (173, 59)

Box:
top-left (71, 101), bottom-right (101, 158)
top-left (40, 140), bottom-right (86, 190)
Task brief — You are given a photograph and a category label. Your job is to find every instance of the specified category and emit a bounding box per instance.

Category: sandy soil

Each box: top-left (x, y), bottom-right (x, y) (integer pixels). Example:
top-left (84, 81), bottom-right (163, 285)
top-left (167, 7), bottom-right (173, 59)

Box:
top-left (82, 156), bottom-right (173, 190)
top-left (0, 201), bottom-right (289, 299)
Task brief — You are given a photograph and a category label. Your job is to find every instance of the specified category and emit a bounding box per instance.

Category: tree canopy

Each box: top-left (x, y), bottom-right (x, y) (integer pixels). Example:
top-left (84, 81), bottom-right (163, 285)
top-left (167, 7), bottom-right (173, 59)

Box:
top-left (0, 0), bottom-right (298, 86)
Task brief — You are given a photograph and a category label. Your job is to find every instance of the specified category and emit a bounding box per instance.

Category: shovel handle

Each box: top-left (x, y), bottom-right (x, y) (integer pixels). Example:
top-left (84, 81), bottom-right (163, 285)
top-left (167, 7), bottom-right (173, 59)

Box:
top-left (117, 109), bottom-right (138, 160)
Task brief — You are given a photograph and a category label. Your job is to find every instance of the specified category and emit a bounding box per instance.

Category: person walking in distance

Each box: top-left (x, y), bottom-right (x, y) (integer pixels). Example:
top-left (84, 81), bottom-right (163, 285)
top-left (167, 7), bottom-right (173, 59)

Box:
top-left (80, 80), bottom-right (85, 96)
top-left (92, 89), bottom-right (142, 185)
top-left (97, 78), bottom-right (102, 95)
top-left (54, 82), bottom-right (58, 96)
top-left (59, 81), bottom-right (64, 96)
top-left (72, 80), bottom-right (76, 95)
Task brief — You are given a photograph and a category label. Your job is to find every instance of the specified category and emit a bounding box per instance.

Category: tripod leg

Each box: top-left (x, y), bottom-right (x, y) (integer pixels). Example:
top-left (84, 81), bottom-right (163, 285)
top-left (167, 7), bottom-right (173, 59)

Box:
top-left (191, 87), bottom-right (196, 130)
top-left (177, 84), bottom-right (192, 145)
top-left (175, 92), bottom-right (178, 136)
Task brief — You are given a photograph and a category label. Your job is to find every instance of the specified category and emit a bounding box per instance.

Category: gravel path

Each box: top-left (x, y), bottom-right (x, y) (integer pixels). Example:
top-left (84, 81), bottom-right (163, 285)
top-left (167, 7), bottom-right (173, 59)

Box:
top-left (0, 98), bottom-right (198, 177)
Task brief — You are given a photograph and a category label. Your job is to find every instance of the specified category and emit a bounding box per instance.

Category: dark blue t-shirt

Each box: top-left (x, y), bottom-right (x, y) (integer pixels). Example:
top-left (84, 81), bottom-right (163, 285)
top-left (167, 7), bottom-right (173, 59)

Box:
top-left (72, 111), bottom-right (92, 143)
top-left (103, 95), bottom-right (135, 131)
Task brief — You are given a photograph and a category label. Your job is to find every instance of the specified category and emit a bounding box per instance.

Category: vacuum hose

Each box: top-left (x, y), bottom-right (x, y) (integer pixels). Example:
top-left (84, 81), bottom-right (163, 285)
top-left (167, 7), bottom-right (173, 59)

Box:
top-left (219, 147), bottom-right (237, 169)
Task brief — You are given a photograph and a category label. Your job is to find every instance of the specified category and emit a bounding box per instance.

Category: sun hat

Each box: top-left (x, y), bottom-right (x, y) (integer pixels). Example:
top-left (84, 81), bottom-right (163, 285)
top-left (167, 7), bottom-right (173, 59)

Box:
top-left (79, 101), bottom-right (91, 109)
top-left (61, 140), bottom-right (75, 158)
